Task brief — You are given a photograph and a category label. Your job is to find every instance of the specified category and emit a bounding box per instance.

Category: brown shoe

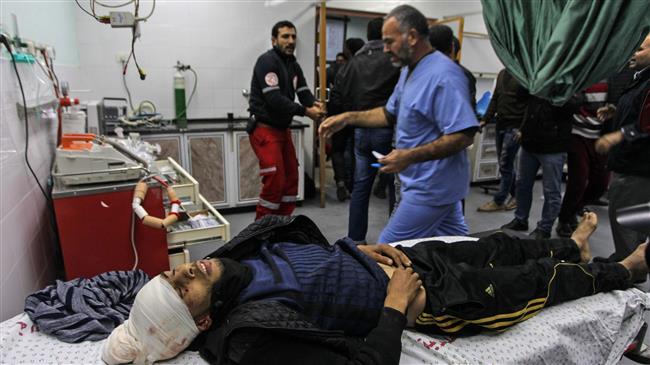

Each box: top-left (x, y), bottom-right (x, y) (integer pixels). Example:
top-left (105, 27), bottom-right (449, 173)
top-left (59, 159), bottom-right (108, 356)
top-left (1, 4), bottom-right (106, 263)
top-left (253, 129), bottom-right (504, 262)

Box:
top-left (505, 197), bottom-right (517, 211)
top-left (477, 200), bottom-right (505, 212)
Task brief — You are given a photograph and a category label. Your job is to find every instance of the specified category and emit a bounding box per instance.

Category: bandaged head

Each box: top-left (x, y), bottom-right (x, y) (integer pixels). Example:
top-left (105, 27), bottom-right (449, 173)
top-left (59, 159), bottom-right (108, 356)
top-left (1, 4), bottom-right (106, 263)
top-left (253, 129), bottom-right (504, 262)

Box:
top-left (102, 276), bottom-right (199, 364)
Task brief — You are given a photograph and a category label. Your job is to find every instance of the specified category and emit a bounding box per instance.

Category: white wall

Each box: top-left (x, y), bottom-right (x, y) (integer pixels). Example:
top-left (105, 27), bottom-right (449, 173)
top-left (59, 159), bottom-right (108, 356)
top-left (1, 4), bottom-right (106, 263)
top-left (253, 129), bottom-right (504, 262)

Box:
top-left (458, 12), bottom-right (503, 99)
top-left (0, 59), bottom-right (74, 321)
top-left (460, 13), bottom-right (502, 74)
top-left (0, 1), bottom-right (80, 65)
top-left (72, 1), bottom-right (319, 170)
top-left (346, 16), bottom-right (368, 42)
top-left (0, 1), bottom-right (82, 321)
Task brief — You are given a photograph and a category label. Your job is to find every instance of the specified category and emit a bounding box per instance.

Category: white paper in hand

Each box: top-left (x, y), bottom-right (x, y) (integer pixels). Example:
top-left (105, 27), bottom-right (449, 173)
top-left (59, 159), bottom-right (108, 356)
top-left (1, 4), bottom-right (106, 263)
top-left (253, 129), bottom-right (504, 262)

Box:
top-left (372, 151), bottom-right (385, 160)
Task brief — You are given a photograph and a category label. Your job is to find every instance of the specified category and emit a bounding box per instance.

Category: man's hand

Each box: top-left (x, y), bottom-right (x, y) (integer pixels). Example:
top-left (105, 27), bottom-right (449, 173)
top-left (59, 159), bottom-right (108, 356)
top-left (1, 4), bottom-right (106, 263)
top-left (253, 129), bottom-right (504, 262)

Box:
top-left (313, 101), bottom-right (327, 115)
top-left (597, 104), bottom-right (616, 122)
top-left (319, 113), bottom-right (348, 139)
top-left (513, 130), bottom-right (522, 143)
top-left (595, 130), bottom-right (624, 154)
top-left (478, 120), bottom-right (487, 133)
top-left (379, 149), bottom-right (414, 173)
top-left (384, 267), bottom-right (422, 314)
top-left (305, 105), bottom-right (325, 122)
top-left (357, 244), bottom-right (412, 268)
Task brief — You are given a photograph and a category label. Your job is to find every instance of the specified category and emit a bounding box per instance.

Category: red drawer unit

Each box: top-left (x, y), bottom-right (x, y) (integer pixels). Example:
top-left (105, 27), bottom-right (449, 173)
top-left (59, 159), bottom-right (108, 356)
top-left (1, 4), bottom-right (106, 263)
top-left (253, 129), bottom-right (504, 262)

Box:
top-left (53, 182), bottom-right (169, 279)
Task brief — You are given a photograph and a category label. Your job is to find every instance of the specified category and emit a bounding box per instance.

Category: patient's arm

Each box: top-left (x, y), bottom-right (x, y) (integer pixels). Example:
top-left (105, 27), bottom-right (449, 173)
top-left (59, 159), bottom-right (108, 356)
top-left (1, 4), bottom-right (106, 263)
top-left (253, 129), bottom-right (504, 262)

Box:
top-left (379, 263), bottom-right (427, 327)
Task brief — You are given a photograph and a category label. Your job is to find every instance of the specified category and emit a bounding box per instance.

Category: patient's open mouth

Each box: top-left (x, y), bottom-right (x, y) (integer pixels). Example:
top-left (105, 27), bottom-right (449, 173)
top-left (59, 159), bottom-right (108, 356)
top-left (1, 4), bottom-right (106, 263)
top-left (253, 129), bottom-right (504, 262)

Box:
top-left (198, 260), bottom-right (212, 276)
top-left (198, 261), bottom-right (208, 275)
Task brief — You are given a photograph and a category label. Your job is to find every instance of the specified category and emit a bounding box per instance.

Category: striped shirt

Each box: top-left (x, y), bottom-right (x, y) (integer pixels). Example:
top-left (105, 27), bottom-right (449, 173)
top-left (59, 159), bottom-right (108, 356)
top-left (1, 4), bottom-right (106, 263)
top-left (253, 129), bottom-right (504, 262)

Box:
top-left (238, 239), bottom-right (389, 337)
top-left (572, 82), bottom-right (608, 139)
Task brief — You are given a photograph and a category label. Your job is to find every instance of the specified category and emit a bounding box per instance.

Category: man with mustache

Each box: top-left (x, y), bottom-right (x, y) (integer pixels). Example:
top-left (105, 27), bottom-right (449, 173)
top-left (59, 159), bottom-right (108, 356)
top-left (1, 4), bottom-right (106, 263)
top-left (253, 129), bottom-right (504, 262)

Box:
top-left (320, 5), bottom-right (479, 243)
top-left (247, 20), bottom-right (325, 220)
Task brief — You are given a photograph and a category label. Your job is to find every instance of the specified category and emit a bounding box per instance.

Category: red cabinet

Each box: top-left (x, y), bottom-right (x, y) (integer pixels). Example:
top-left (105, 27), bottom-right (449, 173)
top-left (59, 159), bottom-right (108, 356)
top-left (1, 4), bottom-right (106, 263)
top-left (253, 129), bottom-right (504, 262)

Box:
top-left (53, 183), bottom-right (169, 279)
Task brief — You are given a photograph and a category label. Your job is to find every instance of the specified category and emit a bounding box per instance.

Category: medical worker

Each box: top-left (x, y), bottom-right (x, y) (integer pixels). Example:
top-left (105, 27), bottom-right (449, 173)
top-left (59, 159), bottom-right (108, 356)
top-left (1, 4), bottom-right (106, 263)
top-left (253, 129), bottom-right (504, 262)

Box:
top-left (320, 5), bottom-right (479, 243)
top-left (248, 20), bottom-right (324, 220)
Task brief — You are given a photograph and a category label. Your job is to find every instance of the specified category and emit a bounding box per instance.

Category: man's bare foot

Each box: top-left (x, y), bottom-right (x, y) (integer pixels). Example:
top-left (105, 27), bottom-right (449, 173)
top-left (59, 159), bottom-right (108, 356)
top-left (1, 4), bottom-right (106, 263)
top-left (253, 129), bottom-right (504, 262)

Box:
top-left (619, 243), bottom-right (649, 283)
top-left (571, 212), bottom-right (597, 263)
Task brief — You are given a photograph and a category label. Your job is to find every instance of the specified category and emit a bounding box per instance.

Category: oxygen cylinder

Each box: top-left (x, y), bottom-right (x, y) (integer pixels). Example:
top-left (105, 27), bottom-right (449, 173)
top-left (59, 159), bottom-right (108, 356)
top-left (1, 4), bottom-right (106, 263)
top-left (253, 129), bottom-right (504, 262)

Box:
top-left (174, 69), bottom-right (187, 129)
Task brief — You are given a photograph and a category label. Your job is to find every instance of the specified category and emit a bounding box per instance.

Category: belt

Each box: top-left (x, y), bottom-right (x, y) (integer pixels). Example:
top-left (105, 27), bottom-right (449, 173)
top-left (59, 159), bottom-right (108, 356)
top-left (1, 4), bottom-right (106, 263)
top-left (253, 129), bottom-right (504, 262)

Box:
top-left (257, 122), bottom-right (274, 129)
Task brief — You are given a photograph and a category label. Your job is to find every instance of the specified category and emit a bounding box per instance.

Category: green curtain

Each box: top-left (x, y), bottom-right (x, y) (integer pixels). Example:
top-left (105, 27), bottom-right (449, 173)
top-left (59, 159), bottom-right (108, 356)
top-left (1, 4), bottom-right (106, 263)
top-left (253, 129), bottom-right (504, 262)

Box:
top-left (481, 0), bottom-right (650, 104)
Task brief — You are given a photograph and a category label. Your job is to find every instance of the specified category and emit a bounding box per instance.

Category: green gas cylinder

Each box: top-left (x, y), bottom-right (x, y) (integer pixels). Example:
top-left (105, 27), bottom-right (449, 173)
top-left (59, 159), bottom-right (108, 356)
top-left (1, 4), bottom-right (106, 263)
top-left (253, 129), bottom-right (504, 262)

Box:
top-left (174, 70), bottom-right (187, 129)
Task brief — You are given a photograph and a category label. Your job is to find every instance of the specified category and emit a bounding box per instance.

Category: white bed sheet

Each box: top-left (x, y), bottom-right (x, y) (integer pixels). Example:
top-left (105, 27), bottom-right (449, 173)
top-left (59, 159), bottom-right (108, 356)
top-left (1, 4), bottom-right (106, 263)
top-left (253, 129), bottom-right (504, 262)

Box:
top-left (1, 236), bottom-right (648, 365)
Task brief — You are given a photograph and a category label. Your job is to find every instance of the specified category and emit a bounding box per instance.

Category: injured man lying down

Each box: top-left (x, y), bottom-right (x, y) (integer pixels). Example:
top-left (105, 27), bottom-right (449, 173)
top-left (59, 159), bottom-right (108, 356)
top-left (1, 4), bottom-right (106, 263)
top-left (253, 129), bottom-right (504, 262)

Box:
top-left (102, 212), bottom-right (648, 365)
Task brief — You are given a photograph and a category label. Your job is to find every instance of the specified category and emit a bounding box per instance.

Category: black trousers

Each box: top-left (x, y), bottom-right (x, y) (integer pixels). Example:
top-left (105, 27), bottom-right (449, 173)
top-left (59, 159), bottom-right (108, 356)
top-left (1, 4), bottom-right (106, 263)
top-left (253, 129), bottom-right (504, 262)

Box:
top-left (331, 126), bottom-right (355, 187)
top-left (558, 134), bottom-right (609, 223)
top-left (398, 233), bottom-right (631, 335)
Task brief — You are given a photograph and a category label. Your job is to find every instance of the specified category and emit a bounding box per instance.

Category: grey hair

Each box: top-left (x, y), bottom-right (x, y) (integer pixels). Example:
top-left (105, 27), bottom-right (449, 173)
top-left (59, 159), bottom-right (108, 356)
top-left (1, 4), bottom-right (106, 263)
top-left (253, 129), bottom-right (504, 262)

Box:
top-left (386, 5), bottom-right (429, 38)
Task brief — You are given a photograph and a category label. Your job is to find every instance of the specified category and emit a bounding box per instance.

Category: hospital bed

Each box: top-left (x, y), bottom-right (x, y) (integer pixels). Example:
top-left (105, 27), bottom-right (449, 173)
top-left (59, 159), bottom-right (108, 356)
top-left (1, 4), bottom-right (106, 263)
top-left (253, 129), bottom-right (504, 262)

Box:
top-left (1, 236), bottom-right (648, 364)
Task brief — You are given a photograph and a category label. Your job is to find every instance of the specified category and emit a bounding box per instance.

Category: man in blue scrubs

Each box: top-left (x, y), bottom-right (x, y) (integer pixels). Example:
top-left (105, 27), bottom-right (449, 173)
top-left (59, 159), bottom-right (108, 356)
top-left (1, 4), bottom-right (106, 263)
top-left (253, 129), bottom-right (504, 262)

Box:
top-left (320, 5), bottom-right (479, 243)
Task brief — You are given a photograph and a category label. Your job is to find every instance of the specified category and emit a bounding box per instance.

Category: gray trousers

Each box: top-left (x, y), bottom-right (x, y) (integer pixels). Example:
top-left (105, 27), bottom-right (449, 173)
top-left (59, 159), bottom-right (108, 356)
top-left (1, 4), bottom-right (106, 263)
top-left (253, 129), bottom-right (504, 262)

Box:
top-left (608, 173), bottom-right (650, 258)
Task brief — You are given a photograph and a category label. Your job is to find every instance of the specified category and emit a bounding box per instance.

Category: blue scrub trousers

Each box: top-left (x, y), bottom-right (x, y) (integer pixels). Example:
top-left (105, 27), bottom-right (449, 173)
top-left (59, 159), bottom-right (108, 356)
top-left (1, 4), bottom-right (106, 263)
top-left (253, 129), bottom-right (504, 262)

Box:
top-left (378, 197), bottom-right (468, 243)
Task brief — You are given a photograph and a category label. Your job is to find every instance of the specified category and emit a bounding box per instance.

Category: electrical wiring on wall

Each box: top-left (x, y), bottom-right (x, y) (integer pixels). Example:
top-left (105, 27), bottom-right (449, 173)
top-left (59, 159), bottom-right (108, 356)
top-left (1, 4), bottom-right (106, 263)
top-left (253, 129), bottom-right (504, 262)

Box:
top-left (75, 0), bottom-right (156, 81)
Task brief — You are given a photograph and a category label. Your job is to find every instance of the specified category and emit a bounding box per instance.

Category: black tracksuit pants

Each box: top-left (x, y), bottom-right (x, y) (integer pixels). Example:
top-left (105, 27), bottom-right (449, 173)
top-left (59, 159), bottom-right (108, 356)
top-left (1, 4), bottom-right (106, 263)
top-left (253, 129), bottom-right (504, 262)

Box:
top-left (397, 232), bottom-right (631, 335)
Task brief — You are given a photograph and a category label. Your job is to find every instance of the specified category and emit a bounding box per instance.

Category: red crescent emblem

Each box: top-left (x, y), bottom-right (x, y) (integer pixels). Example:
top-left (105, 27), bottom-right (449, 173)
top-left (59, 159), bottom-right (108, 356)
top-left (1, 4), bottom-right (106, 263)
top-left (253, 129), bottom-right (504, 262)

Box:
top-left (265, 72), bottom-right (279, 86)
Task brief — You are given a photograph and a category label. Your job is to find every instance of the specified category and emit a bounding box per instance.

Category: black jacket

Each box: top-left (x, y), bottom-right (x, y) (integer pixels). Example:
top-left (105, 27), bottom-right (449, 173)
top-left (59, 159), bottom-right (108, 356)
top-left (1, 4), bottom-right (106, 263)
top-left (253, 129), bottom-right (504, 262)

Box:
top-left (248, 48), bottom-right (315, 130)
top-left (191, 215), bottom-right (406, 365)
top-left (607, 67), bottom-right (650, 177)
top-left (607, 68), bottom-right (636, 105)
top-left (484, 69), bottom-right (529, 130)
top-left (329, 40), bottom-right (400, 115)
top-left (520, 96), bottom-right (575, 154)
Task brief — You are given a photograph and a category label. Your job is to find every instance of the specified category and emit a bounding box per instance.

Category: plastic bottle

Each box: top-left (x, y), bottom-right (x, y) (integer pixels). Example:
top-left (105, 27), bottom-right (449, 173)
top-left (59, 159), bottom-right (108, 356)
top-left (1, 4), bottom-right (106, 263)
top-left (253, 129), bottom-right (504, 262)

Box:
top-left (62, 106), bottom-right (87, 134)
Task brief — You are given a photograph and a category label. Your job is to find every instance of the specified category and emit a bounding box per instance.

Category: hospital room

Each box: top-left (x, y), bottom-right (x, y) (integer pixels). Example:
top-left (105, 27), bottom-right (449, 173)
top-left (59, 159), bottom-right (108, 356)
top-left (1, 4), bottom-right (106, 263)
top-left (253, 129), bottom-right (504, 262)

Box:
top-left (1, 0), bottom-right (650, 363)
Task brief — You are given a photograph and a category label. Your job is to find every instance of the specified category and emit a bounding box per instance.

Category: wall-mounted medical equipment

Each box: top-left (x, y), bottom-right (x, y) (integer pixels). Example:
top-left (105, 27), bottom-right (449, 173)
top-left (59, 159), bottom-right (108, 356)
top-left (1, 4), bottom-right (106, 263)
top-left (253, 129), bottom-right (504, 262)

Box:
top-left (85, 98), bottom-right (129, 135)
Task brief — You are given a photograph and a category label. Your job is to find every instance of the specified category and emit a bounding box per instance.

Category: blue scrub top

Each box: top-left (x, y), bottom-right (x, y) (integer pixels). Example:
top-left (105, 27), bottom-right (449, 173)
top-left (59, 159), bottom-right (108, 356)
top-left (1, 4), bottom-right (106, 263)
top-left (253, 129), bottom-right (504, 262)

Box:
top-left (386, 51), bottom-right (479, 205)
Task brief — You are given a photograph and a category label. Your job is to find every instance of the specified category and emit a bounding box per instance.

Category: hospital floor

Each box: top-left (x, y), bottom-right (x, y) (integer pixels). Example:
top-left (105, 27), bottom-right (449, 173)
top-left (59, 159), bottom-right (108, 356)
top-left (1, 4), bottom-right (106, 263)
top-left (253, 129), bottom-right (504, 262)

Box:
top-left (222, 178), bottom-right (650, 363)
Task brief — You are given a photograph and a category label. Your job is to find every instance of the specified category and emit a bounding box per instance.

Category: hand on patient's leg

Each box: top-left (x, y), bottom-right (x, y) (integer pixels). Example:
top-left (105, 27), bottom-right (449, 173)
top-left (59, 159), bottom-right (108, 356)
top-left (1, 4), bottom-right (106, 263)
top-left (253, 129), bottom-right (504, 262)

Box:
top-left (571, 212), bottom-right (598, 263)
top-left (381, 266), bottom-right (427, 327)
top-left (384, 267), bottom-right (422, 314)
